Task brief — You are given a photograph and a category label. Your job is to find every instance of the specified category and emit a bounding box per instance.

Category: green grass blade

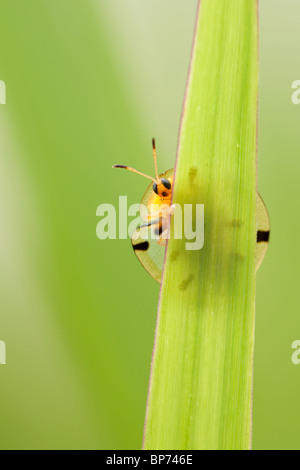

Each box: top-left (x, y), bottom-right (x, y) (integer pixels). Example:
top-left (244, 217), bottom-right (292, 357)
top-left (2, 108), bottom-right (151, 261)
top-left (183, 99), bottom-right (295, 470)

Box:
top-left (143, 0), bottom-right (258, 450)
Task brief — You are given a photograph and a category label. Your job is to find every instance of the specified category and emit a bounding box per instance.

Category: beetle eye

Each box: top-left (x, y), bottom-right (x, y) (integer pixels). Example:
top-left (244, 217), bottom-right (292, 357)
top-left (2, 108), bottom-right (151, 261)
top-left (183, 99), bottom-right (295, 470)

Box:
top-left (161, 178), bottom-right (171, 190)
top-left (153, 182), bottom-right (158, 194)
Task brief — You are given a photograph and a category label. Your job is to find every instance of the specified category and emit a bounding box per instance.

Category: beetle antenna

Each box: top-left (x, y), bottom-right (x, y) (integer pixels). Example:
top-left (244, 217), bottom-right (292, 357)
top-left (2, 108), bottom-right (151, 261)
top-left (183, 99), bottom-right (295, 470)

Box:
top-left (112, 165), bottom-right (156, 182)
top-left (152, 138), bottom-right (159, 181)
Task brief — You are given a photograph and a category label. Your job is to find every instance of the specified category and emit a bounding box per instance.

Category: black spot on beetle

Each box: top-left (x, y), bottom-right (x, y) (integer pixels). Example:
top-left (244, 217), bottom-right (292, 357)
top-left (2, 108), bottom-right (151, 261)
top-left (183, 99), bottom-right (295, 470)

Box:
top-left (257, 230), bottom-right (270, 243)
top-left (133, 241), bottom-right (149, 252)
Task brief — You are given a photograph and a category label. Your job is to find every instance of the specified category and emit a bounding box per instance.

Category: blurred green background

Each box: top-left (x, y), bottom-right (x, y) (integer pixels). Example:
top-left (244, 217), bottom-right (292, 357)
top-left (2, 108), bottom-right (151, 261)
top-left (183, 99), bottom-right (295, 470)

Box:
top-left (0, 0), bottom-right (298, 450)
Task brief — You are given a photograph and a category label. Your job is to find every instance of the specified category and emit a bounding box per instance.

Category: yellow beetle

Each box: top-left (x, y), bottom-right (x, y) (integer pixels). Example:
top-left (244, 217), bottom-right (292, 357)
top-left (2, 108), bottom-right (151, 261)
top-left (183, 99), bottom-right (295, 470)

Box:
top-left (114, 139), bottom-right (270, 282)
